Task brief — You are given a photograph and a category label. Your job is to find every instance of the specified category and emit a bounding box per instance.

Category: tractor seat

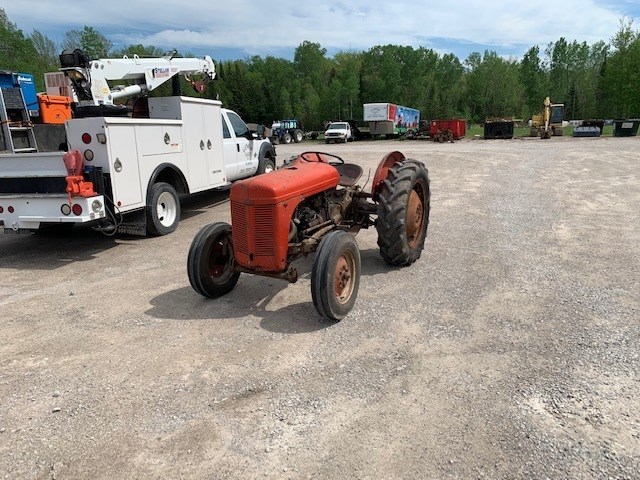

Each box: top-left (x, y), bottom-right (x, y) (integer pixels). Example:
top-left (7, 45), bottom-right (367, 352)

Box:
top-left (333, 163), bottom-right (363, 187)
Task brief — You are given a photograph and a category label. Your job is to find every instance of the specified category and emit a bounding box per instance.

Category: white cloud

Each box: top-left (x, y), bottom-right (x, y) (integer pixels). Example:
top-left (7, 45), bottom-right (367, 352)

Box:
top-left (4, 0), bottom-right (638, 56)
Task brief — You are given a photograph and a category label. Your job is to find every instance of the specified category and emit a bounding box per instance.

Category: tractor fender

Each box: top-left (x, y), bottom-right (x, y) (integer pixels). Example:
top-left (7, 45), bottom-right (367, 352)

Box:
top-left (371, 151), bottom-right (406, 200)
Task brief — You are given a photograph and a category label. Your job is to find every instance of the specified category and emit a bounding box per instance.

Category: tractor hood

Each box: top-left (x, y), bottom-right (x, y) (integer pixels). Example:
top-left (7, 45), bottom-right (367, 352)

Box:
top-left (230, 161), bottom-right (340, 206)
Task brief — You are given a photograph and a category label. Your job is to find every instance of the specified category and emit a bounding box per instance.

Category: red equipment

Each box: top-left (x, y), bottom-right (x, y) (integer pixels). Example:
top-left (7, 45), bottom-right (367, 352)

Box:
top-left (188, 150), bottom-right (431, 321)
top-left (230, 159), bottom-right (339, 273)
top-left (63, 150), bottom-right (96, 202)
top-left (430, 119), bottom-right (467, 142)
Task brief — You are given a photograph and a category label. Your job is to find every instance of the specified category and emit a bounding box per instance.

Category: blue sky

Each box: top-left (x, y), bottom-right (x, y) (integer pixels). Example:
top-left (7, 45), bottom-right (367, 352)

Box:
top-left (3, 0), bottom-right (640, 62)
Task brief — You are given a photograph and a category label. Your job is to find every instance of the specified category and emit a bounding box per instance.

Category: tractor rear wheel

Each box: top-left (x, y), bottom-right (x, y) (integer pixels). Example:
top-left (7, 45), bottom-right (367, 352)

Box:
top-left (293, 129), bottom-right (303, 143)
top-left (375, 159), bottom-right (430, 266)
top-left (311, 230), bottom-right (361, 321)
top-left (283, 132), bottom-right (292, 144)
top-left (188, 222), bottom-right (240, 298)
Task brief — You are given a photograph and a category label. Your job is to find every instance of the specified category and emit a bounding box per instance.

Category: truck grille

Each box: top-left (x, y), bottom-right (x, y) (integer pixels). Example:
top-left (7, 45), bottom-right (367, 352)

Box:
top-left (231, 202), bottom-right (275, 256)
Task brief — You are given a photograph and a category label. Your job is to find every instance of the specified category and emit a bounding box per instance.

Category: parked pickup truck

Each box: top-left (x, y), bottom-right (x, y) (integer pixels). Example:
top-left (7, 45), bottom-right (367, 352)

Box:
top-left (324, 122), bottom-right (354, 143)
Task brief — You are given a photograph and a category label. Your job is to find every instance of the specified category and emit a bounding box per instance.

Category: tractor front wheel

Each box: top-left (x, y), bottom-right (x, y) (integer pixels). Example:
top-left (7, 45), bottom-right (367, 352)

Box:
top-left (311, 230), bottom-right (361, 321)
top-left (375, 159), bottom-right (430, 266)
top-left (188, 222), bottom-right (240, 298)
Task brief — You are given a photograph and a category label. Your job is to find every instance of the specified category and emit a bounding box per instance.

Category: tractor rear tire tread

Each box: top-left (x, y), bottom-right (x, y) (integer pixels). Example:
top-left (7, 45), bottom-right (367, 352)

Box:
top-left (375, 159), bottom-right (430, 266)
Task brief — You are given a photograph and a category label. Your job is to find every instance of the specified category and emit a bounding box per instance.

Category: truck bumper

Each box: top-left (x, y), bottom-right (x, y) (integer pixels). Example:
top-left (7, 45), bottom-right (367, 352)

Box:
top-left (0, 194), bottom-right (106, 232)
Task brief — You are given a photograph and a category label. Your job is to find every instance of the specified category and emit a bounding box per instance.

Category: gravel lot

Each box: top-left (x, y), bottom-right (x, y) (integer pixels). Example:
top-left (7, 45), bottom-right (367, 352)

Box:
top-left (1, 136), bottom-right (639, 479)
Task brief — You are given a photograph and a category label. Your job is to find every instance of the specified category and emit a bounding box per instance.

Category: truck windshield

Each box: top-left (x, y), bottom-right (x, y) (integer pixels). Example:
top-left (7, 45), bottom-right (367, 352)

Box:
top-left (227, 111), bottom-right (249, 137)
top-left (328, 123), bottom-right (347, 129)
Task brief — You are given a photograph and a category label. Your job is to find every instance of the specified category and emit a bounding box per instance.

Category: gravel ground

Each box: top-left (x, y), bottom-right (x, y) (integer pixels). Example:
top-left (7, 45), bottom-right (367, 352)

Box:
top-left (0, 136), bottom-right (638, 479)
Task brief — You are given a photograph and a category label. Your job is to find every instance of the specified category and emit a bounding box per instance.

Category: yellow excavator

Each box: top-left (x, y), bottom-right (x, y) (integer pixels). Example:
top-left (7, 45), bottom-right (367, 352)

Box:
top-left (530, 97), bottom-right (564, 139)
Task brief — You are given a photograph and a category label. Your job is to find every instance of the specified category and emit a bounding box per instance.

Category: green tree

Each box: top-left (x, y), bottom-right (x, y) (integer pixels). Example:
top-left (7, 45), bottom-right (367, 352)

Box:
top-left (0, 8), bottom-right (38, 76)
top-left (600, 19), bottom-right (640, 117)
top-left (464, 50), bottom-right (522, 121)
top-left (520, 46), bottom-right (545, 119)
top-left (62, 26), bottom-right (112, 59)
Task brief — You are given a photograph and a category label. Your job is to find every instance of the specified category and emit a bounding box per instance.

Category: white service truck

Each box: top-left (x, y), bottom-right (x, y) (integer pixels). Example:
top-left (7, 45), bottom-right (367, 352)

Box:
top-left (0, 49), bottom-right (276, 236)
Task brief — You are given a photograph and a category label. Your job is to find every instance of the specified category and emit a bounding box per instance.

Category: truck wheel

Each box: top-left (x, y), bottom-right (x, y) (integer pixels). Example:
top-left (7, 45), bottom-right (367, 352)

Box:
top-left (257, 156), bottom-right (275, 174)
top-left (283, 132), bottom-right (292, 144)
top-left (375, 159), bottom-right (430, 266)
top-left (311, 230), bottom-right (361, 321)
top-left (187, 222), bottom-right (240, 298)
top-left (146, 182), bottom-right (180, 236)
top-left (293, 129), bottom-right (303, 143)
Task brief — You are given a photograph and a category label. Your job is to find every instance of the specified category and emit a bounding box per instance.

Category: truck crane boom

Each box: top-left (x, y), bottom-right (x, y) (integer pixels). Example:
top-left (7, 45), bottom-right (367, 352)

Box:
top-left (59, 49), bottom-right (216, 107)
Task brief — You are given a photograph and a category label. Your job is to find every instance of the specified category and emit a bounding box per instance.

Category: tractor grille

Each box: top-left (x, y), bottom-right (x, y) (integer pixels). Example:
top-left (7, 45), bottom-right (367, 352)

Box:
top-left (231, 201), bottom-right (249, 252)
top-left (231, 202), bottom-right (275, 256)
top-left (253, 205), bottom-right (275, 255)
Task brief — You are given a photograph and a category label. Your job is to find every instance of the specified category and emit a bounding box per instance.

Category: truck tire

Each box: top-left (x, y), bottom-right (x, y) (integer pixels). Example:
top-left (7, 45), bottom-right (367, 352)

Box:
top-left (257, 156), bottom-right (275, 174)
top-left (146, 182), bottom-right (180, 236)
top-left (375, 159), bottom-right (430, 266)
top-left (283, 132), bottom-right (292, 144)
top-left (293, 129), bottom-right (303, 143)
top-left (187, 222), bottom-right (240, 298)
top-left (311, 230), bottom-right (361, 321)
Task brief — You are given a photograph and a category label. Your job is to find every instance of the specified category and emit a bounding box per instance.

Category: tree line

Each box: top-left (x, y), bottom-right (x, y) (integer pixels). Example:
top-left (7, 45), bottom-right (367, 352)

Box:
top-left (1, 8), bottom-right (639, 130)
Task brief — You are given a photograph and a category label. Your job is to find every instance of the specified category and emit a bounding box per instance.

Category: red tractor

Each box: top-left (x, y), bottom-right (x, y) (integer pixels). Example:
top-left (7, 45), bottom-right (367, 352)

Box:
top-left (187, 151), bottom-right (430, 320)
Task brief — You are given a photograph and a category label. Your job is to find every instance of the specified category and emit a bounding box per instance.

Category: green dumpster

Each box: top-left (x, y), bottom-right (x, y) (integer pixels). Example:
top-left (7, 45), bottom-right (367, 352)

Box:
top-left (613, 119), bottom-right (640, 137)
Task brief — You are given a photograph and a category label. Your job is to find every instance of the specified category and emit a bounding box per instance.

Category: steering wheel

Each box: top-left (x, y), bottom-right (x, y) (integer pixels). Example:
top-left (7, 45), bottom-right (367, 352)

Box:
top-left (298, 151), bottom-right (345, 165)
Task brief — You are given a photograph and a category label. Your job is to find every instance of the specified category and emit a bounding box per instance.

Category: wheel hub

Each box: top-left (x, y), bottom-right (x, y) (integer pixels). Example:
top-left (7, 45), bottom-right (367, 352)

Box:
top-left (406, 187), bottom-right (425, 248)
top-left (208, 240), bottom-right (231, 278)
top-left (334, 256), bottom-right (353, 302)
top-left (156, 191), bottom-right (177, 227)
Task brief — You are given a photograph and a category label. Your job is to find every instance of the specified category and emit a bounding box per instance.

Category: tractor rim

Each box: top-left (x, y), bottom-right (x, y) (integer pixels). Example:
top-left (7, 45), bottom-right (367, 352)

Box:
top-left (334, 253), bottom-right (355, 304)
top-left (406, 181), bottom-right (426, 248)
top-left (208, 237), bottom-right (232, 280)
top-left (157, 191), bottom-right (177, 227)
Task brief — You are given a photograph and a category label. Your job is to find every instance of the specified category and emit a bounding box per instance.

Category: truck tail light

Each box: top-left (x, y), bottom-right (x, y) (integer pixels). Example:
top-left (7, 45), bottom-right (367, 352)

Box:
top-left (61, 204), bottom-right (71, 215)
top-left (82, 133), bottom-right (92, 144)
top-left (8, 206), bottom-right (14, 213)
top-left (0, 206), bottom-right (3, 213)
top-left (72, 204), bottom-right (83, 216)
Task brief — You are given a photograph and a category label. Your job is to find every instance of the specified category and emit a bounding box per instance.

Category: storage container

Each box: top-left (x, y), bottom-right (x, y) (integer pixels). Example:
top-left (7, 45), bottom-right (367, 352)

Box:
top-left (37, 94), bottom-right (72, 124)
